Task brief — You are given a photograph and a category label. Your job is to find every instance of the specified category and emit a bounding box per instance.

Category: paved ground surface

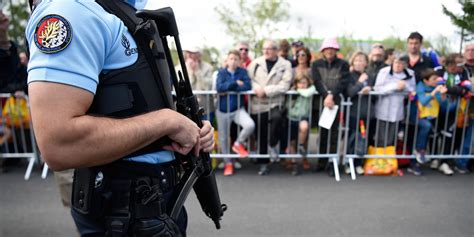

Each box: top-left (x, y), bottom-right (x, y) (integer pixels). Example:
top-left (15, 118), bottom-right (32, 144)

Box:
top-left (0, 160), bottom-right (473, 237)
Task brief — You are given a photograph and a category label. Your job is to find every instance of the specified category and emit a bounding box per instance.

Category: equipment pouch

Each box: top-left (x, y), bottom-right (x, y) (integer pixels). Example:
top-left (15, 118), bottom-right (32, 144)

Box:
top-left (71, 168), bottom-right (110, 217)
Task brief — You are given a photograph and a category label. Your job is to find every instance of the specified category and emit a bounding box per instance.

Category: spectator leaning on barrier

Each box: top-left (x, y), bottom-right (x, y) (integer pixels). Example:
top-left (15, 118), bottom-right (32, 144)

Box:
top-left (460, 43), bottom-right (474, 173)
top-left (373, 56), bottom-right (416, 173)
top-left (286, 72), bottom-right (315, 175)
top-left (412, 69), bottom-right (448, 175)
top-left (216, 50), bottom-right (255, 176)
top-left (367, 43), bottom-right (387, 81)
top-left (400, 32), bottom-right (436, 83)
top-left (346, 51), bottom-right (375, 175)
top-left (247, 39), bottom-right (292, 176)
top-left (238, 41), bottom-right (252, 69)
top-left (311, 37), bottom-right (350, 176)
top-left (433, 53), bottom-right (471, 175)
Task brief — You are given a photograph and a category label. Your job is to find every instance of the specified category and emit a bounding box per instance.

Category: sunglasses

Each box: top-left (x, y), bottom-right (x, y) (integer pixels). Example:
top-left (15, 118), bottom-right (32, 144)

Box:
top-left (239, 48), bottom-right (249, 52)
top-left (297, 53), bottom-right (307, 57)
top-left (372, 44), bottom-right (384, 49)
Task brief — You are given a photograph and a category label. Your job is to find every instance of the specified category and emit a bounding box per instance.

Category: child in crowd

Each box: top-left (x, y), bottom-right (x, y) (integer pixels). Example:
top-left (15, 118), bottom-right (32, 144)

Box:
top-left (216, 50), bottom-right (255, 176)
top-left (413, 69), bottom-right (448, 174)
top-left (286, 72), bottom-right (315, 175)
top-left (432, 53), bottom-right (471, 175)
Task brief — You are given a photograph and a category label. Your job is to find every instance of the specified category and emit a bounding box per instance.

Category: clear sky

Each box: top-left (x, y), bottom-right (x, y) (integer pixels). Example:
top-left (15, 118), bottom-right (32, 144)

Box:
top-left (146, 0), bottom-right (464, 52)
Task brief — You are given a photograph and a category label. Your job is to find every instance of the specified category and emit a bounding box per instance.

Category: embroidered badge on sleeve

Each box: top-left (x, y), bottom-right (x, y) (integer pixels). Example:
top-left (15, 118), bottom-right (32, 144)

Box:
top-left (34, 14), bottom-right (73, 54)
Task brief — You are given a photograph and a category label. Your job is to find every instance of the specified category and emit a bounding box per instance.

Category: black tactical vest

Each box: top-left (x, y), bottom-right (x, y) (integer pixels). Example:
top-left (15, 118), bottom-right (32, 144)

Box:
top-left (89, 0), bottom-right (175, 156)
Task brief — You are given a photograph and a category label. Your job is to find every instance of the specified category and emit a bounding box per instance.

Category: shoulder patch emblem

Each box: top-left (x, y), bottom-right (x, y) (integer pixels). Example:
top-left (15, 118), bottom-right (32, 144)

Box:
top-left (34, 14), bottom-right (73, 54)
top-left (121, 34), bottom-right (137, 56)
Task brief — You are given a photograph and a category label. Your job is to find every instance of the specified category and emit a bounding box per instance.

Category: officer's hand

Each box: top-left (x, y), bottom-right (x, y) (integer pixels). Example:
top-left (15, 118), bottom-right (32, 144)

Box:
top-left (164, 112), bottom-right (201, 156)
top-left (199, 120), bottom-right (215, 153)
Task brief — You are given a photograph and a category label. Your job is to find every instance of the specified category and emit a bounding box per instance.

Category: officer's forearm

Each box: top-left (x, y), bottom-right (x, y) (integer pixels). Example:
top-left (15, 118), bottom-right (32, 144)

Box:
top-left (38, 109), bottom-right (177, 171)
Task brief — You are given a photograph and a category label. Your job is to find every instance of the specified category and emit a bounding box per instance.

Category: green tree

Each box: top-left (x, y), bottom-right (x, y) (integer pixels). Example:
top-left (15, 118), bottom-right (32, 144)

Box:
top-left (215, 0), bottom-right (290, 54)
top-left (6, 1), bottom-right (30, 51)
top-left (442, 0), bottom-right (474, 51)
top-left (381, 36), bottom-right (405, 53)
top-left (431, 34), bottom-right (451, 57)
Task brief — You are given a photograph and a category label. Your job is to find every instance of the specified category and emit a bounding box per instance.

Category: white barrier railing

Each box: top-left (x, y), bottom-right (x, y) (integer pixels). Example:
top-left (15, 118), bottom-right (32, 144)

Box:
top-left (0, 93), bottom-right (39, 180)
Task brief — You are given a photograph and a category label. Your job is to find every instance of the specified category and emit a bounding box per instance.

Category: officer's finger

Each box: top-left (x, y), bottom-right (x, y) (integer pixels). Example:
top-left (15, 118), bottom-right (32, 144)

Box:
top-left (193, 137), bottom-right (201, 157)
top-left (162, 144), bottom-right (175, 152)
top-left (200, 121), bottom-right (212, 137)
top-left (165, 142), bottom-right (193, 156)
top-left (200, 127), bottom-right (214, 145)
top-left (201, 140), bottom-right (215, 153)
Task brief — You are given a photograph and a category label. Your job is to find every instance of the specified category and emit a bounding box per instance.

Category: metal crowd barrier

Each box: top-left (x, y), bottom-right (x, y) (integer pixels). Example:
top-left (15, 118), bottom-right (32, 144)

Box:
top-left (18, 90), bottom-right (474, 181)
top-left (0, 93), bottom-right (40, 180)
top-left (197, 90), bottom-right (474, 181)
top-left (196, 90), bottom-right (344, 181)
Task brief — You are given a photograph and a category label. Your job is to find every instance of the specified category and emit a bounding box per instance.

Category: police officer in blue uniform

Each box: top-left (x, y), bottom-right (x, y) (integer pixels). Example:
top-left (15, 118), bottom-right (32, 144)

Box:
top-left (26, 0), bottom-right (215, 236)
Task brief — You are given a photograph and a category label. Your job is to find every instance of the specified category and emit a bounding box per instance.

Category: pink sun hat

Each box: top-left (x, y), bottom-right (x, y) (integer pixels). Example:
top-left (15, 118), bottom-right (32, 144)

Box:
top-left (319, 38), bottom-right (340, 52)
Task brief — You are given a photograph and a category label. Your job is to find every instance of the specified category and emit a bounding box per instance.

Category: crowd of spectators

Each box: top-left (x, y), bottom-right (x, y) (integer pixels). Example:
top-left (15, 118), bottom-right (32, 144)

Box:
top-left (193, 32), bottom-right (474, 177)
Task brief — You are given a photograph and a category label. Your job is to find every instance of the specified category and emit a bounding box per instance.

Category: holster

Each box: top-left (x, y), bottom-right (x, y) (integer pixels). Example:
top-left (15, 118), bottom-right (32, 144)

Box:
top-left (71, 167), bottom-right (111, 217)
top-left (71, 160), bottom-right (183, 236)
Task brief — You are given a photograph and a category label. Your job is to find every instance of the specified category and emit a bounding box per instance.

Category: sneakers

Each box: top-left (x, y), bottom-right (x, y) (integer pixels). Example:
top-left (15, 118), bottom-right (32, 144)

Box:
top-left (407, 164), bottom-right (423, 176)
top-left (438, 163), bottom-right (454, 176)
top-left (217, 161), bottom-right (225, 169)
top-left (454, 165), bottom-right (470, 174)
top-left (440, 129), bottom-right (453, 138)
top-left (233, 160), bottom-right (242, 169)
top-left (232, 142), bottom-right (249, 158)
top-left (414, 149), bottom-right (427, 164)
top-left (344, 165), bottom-right (364, 175)
top-left (430, 159), bottom-right (439, 169)
top-left (269, 146), bottom-right (280, 163)
top-left (302, 158), bottom-right (311, 170)
top-left (223, 163), bottom-right (234, 176)
top-left (397, 169), bottom-right (405, 176)
top-left (344, 165), bottom-right (351, 175)
top-left (326, 163), bottom-right (335, 177)
top-left (298, 144), bottom-right (307, 158)
top-left (258, 164), bottom-right (270, 176)
top-left (291, 163), bottom-right (301, 176)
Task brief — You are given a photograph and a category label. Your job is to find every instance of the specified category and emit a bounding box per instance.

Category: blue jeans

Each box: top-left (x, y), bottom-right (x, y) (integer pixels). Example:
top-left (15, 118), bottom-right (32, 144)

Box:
top-left (457, 119), bottom-right (474, 168)
top-left (415, 118), bottom-right (434, 151)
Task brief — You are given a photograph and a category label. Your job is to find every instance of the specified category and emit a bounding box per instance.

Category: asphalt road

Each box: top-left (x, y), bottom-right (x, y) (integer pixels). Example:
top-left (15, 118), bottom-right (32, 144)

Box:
top-left (1, 161), bottom-right (473, 237)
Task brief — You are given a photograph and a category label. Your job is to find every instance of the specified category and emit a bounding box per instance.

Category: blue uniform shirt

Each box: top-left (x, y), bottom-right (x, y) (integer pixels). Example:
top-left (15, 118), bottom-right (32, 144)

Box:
top-left (26, 0), bottom-right (174, 164)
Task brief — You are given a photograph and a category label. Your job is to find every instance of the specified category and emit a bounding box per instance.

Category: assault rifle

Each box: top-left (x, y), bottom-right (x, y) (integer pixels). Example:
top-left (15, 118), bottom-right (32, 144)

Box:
top-left (136, 8), bottom-right (227, 229)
